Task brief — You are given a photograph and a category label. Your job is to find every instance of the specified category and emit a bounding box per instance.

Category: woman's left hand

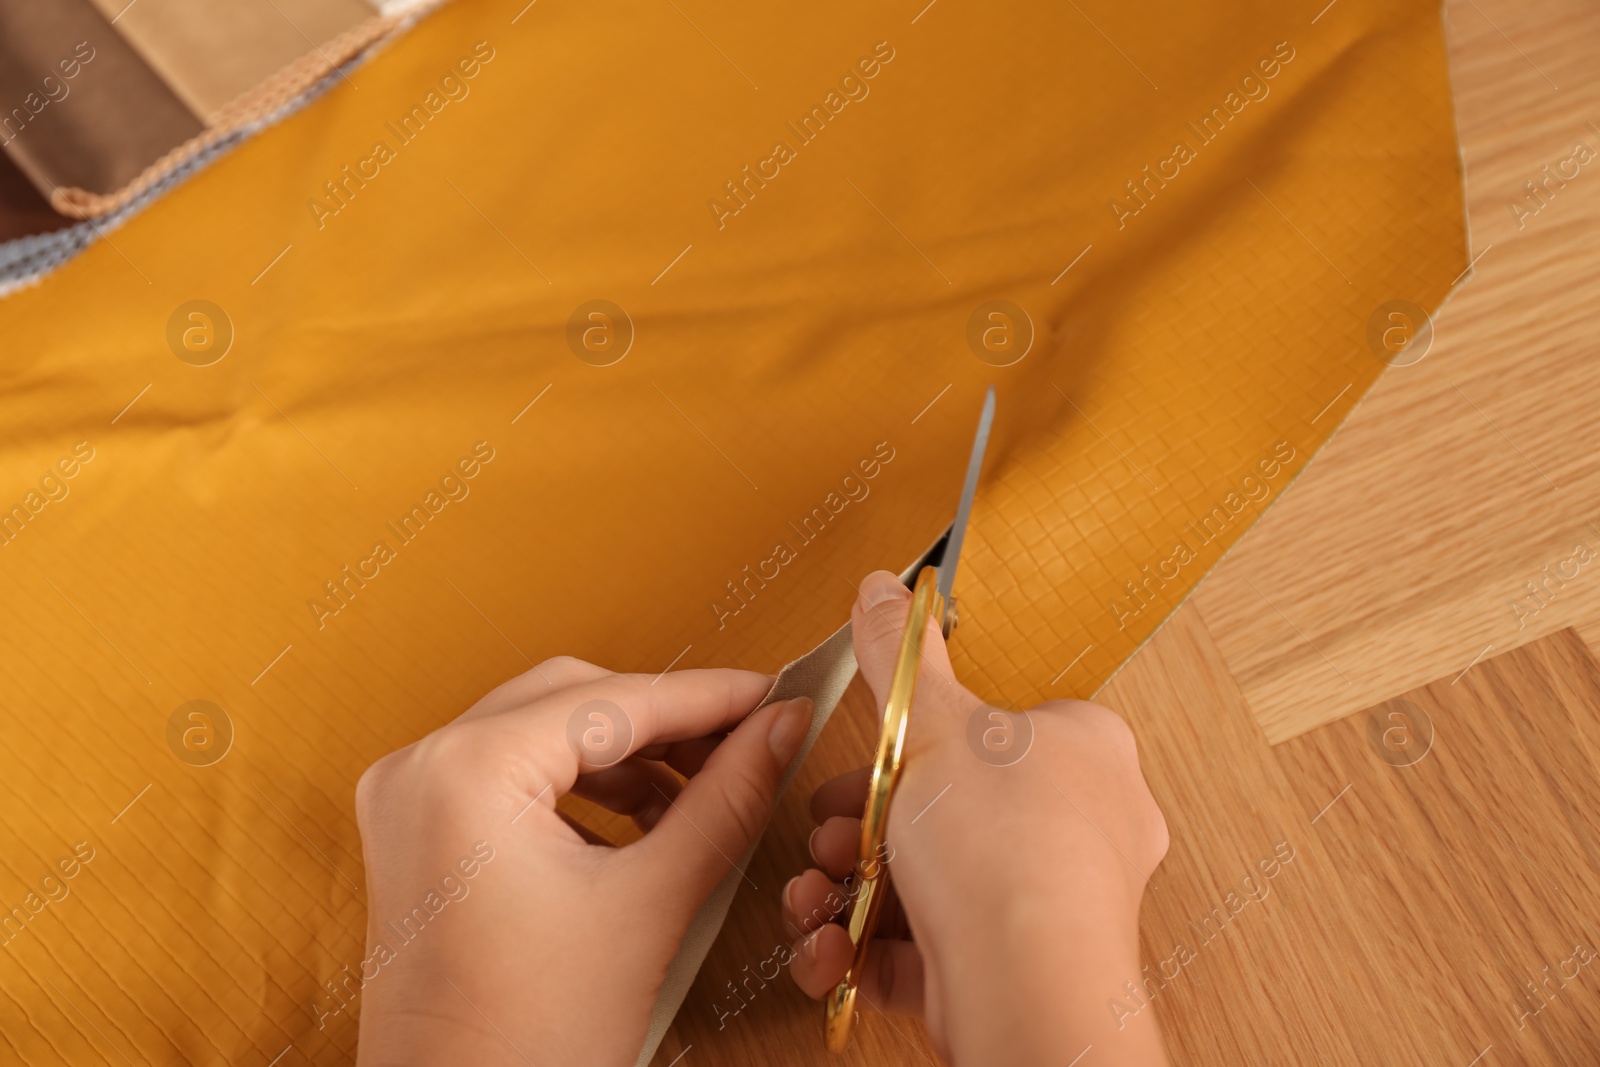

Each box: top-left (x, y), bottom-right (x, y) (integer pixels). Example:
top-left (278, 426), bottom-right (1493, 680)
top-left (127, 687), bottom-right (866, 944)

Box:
top-left (352, 655), bottom-right (812, 1066)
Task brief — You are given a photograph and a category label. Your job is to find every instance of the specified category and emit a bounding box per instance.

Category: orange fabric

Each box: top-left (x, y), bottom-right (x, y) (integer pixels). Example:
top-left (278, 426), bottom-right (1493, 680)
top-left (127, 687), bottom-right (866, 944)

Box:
top-left (0, 0), bottom-right (1462, 1060)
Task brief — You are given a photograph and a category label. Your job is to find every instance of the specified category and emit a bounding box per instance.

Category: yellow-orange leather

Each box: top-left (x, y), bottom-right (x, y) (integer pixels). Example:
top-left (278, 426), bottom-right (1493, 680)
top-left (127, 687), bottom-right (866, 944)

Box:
top-left (0, 0), bottom-right (1464, 1061)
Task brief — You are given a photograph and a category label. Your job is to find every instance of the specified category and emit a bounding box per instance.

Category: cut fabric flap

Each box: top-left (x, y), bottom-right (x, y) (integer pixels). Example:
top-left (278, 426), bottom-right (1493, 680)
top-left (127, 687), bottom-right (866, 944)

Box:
top-left (639, 618), bottom-right (861, 1067)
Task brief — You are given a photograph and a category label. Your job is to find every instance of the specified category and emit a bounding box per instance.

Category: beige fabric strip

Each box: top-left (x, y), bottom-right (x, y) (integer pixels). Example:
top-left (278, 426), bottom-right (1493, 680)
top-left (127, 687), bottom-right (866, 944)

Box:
top-left (636, 618), bottom-right (863, 1067)
top-left (632, 545), bottom-right (942, 1064)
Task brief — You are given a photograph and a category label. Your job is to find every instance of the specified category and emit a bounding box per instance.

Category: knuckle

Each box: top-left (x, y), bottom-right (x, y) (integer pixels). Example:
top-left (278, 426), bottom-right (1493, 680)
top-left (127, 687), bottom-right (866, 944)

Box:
top-left (354, 745), bottom-right (420, 826)
top-left (1049, 700), bottom-right (1138, 753)
top-left (479, 656), bottom-right (604, 709)
top-left (353, 758), bottom-right (388, 826)
top-left (425, 722), bottom-right (521, 782)
top-left (402, 722), bottom-right (526, 802)
top-left (536, 654), bottom-right (594, 680)
top-left (1150, 804), bottom-right (1171, 865)
top-left (853, 598), bottom-right (909, 646)
top-left (1131, 793), bottom-right (1172, 877)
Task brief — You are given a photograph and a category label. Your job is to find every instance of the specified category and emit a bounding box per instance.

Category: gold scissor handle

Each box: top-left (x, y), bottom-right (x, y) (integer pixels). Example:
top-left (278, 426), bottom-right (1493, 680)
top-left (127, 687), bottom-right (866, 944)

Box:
top-left (824, 565), bottom-right (946, 1053)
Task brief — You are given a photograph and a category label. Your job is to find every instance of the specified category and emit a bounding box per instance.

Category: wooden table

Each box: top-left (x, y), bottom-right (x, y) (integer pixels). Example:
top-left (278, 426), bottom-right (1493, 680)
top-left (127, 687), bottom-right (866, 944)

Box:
top-left (655, 0), bottom-right (1600, 1061)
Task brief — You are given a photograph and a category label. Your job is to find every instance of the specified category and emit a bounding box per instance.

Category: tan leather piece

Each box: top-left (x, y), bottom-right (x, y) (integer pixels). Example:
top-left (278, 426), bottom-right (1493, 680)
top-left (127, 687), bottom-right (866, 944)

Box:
top-left (0, 0), bottom-right (202, 201)
top-left (82, 0), bottom-right (380, 122)
top-left (0, 0), bottom-right (1463, 1061)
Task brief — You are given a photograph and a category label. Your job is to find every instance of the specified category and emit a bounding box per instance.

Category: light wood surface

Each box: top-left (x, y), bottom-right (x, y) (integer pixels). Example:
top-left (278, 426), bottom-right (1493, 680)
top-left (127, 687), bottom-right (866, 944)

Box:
top-left (1267, 628), bottom-right (1600, 1064)
top-left (657, 0), bottom-right (1600, 1062)
top-left (1196, 0), bottom-right (1600, 744)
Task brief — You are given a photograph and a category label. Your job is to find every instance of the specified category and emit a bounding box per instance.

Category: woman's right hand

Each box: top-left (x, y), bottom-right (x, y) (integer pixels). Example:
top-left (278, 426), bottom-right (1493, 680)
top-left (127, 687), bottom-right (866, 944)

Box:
top-left (784, 571), bottom-right (1171, 1066)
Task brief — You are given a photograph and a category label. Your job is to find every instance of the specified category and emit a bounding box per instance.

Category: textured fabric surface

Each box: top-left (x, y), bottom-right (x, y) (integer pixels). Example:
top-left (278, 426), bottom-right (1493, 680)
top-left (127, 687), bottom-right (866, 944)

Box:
top-left (0, 0), bottom-right (1464, 1061)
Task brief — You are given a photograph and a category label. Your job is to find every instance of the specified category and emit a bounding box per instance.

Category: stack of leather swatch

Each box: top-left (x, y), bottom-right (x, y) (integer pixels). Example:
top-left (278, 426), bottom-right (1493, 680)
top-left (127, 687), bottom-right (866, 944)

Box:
top-left (0, 0), bottom-right (440, 295)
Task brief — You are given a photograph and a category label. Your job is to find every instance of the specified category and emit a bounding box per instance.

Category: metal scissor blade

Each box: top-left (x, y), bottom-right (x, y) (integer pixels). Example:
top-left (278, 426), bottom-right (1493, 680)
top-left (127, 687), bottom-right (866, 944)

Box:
top-left (936, 385), bottom-right (995, 603)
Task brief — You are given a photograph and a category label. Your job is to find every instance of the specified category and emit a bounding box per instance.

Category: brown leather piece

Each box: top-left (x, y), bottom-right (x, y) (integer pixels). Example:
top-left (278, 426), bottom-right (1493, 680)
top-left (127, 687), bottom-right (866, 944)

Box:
top-left (0, 151), bottom-right (69, 241)
top-left (0, 0), bottom-right (202, 201)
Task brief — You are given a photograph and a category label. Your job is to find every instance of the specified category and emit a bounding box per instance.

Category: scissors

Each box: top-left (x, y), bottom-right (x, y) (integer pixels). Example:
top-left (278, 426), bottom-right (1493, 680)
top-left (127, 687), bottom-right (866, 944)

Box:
top-left (824, 385), bottom-right (996, 1052)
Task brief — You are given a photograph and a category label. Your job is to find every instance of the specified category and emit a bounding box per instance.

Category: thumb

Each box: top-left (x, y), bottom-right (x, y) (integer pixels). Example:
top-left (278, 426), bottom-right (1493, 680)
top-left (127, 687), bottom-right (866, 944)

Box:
top-left (644, 696), bottom-right (814, 906)
top-left (850, 570), bottom-right (959, 720)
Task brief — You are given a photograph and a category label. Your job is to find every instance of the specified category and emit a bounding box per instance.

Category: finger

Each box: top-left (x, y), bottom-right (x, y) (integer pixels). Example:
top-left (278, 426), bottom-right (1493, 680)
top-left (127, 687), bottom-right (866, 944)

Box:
top-left (782, 869), bottom-right (849, 934)
top-left (639, 697), bottom-right (813, 906)
top-left (562, 668), bottom-right (774, 772)
top-left (636, 735), bottom-right (725, 779)
top-left (522, 655), bottom-right (613, 691)
top-left (567, 758), bottom-right (682, 832)
top-left (790, 926), bottom-right (926, 1016)
top-left (458, 668), bottom-right (774, 832)
top-left (785, 868), bottom-right (913, 941)
top-left (810, 767), bottom-right (872, 823)
top-left (457, 656), bottom-right (615, 721)
top-left (849, 571), bottom-right (960, 726)
top-left (850, 938), bottom-right (928, 1018)
top-left (473, 668), bottom-right (772, 808)
top-left (810, 816), bottom-right (862, 880)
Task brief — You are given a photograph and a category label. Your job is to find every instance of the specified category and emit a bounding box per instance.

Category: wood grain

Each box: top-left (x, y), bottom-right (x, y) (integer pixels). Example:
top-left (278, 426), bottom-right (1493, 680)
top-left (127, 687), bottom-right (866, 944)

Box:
top-left (1271, 628), bottom-right (1600, 1065)
top-left (662, 613), bottom-right (1600, 1066)
top-left (1196, 0), bottom-right (1600, 744)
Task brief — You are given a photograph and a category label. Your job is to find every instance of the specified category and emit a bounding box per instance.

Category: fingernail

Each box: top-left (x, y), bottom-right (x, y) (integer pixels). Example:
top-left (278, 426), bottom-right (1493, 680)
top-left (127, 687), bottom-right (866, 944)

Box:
top-left (808, 826), bottom-right (821, 862)
top-left (858, 571), bottom-right (909, 610)
top-left (782, 875), bottom-right (800, 915)
top-left (768, 697), bottom-right (813, 760)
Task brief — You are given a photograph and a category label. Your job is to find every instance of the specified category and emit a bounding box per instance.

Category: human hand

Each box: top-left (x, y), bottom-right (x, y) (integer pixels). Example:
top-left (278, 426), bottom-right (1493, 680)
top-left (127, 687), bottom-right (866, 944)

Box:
top-left (784, 571), bottom-right (1170, 1066)
top-left (352, 656), bottom-right (813, 1066)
